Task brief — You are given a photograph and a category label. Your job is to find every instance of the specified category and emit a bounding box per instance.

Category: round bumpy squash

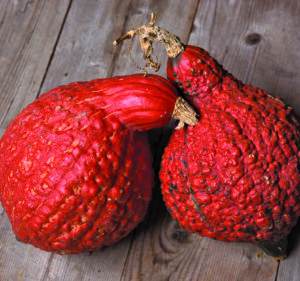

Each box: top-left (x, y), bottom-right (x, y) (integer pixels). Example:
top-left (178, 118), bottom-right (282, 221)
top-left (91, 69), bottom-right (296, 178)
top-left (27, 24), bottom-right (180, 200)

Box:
top-left (0, 74), bottom-right (196, 254)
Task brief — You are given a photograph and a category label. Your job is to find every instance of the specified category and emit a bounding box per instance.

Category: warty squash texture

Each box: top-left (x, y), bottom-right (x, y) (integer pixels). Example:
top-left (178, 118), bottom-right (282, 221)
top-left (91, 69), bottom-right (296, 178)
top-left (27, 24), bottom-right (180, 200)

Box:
top-left (115, 14), bottom-right (300, 258)
top-left (0, 74), bottom-right (196, 254)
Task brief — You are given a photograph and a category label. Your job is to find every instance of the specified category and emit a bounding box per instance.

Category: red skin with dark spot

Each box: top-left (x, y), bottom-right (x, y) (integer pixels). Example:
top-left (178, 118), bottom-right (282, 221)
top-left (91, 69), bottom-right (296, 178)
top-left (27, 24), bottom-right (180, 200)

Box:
top-left (160, 46), bottom-right (300, 243)
top-left (0, 74), bottom-right (178, 254)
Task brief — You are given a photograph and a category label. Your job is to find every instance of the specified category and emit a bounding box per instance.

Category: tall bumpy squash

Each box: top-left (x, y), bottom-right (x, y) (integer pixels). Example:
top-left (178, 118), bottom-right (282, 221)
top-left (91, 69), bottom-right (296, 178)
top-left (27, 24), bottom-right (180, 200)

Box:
top-left (0, 74), bottom-right (197, 254)
top-left (115, 14), bottom-right (300, 259)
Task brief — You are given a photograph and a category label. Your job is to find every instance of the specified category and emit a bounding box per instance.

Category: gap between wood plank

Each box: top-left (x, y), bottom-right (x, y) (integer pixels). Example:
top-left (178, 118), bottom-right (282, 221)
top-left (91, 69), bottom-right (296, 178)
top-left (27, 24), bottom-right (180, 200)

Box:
top-left (106, 0), bottom-right (134, 78)
top-left (0, 0), bottom-right (50, 128)
top-left (40, 253), bottom-right (55, 281)
top-left (35, 0), bottom-right (74, 100)
top-left (186, 0), bottom-right (200, 44)
top-left (274, 260), bottom-right (280, 281)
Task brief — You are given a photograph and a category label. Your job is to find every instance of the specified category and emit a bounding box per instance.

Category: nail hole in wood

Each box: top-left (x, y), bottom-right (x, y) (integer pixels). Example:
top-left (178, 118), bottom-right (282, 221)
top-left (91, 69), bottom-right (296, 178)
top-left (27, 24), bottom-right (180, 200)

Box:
top-left (245, 33), bottom-right (262, 45)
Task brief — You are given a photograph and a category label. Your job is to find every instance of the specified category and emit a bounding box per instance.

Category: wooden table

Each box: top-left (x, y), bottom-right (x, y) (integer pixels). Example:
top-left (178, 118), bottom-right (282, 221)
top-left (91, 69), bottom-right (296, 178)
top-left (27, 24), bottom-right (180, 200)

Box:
top-left (1, 1), bottom-right (300, 280)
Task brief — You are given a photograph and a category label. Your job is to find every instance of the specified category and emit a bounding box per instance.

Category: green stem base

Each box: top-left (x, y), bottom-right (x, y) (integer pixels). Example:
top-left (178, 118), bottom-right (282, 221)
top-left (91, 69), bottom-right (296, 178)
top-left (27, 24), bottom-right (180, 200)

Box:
top-left (257, 236), bottom-right (288, 261)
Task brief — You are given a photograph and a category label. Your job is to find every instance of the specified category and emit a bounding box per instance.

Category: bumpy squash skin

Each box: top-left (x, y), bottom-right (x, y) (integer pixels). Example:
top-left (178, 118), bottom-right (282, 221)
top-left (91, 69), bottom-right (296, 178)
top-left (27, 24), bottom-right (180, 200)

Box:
top-left (0, 74), bottom-right (178, 254)
top-left (160, 46), bottom-right (300, 245)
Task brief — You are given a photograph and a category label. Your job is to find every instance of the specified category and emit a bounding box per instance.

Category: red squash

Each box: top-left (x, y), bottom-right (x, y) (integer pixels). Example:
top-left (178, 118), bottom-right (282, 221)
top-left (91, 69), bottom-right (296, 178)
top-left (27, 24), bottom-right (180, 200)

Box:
top-left (0, 73), bottom-right (197, 254)
top-left (115, 14), bottom-right (300, 259)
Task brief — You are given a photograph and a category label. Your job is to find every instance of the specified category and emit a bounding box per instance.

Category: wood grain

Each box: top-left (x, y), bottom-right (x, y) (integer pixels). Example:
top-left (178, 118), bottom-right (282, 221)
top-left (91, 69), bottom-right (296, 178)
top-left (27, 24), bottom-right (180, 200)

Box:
top-left (39, 0), bottom-right (133, 93)
top-left (0, 0), bottom-right (72, 129)
top-left (0, 0), bottom-right (300, 280)
top-left (122, 197), bottom-right (278, 281)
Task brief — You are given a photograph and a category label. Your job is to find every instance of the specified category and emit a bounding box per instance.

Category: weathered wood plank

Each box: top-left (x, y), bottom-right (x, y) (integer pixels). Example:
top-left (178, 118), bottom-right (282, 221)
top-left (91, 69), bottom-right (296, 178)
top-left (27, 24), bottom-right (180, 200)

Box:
top-left (39, 0), bottom-right (133, 93)
top-left (120, 1), bottom-right (299, 280)
top-left (39, 238), bottom-right (133, 281)
top-left (122, 197), bottom-right (278, 281)
top-left (0, 1), bottom-right (71, 281)
top-left (0, 0), bottom-right (72, 129)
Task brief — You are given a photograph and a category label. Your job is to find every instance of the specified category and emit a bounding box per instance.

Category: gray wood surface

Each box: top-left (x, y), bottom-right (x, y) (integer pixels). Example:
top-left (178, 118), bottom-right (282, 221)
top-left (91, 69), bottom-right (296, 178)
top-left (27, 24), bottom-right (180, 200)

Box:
top-left (0, 1), bottom-right (300, 280)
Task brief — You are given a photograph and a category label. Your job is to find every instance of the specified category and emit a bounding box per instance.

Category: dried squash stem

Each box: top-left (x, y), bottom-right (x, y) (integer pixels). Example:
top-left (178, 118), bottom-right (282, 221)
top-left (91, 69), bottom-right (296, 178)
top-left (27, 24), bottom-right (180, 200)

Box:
top-left (113, 12), bottom-right (184, 71)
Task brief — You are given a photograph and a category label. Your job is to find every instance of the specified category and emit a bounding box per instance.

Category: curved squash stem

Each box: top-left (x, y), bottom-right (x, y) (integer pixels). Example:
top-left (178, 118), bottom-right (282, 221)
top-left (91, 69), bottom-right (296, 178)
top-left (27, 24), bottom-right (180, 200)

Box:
top-left (113, 12), bottom-right (185, 72)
